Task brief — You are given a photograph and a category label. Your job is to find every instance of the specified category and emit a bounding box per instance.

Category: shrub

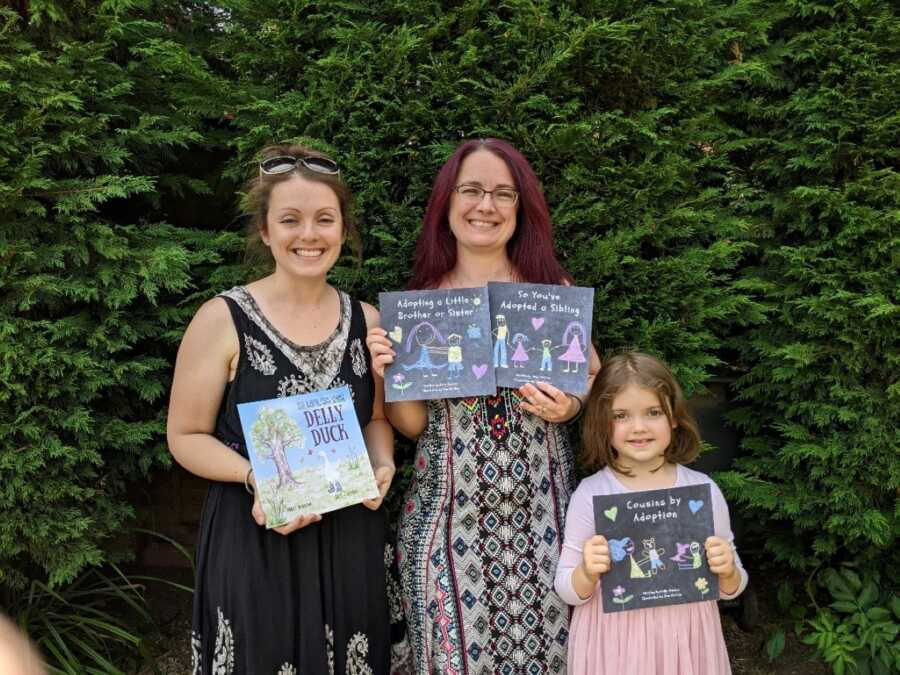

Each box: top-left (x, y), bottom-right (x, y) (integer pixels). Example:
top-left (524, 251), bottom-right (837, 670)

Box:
top-left (709, 0), bottom-right (899, 570)
top-left (0, 1), bottom-right (240, 590)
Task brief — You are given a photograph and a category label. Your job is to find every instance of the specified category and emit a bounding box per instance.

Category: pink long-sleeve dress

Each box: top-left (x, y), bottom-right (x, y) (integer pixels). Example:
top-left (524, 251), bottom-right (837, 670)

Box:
top-left (554, 464), bottom-right (747, 675)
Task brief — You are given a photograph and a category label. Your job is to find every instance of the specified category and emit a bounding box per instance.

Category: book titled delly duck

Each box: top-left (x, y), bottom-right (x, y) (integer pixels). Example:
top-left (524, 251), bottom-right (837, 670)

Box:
top-left (237, 386), bottom-right (378, 528)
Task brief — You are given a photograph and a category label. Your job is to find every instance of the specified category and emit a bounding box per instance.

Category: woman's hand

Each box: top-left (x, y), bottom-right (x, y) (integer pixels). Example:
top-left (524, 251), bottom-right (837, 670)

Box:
top-left (366, 327), bottom-right (396, 378)
top-left (581, 535), bottom-right (611, 580)
top-left (518, 382), bottom-right (580, 423)
top-left (251, 489), bottom-right (322, 535)
top-left (362, 463), bottom-right (396, 511)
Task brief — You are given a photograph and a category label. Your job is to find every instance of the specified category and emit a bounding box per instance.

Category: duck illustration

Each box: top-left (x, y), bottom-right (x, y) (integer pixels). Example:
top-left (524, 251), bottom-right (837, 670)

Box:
top-left (318, 451), bottom-right (343, 494)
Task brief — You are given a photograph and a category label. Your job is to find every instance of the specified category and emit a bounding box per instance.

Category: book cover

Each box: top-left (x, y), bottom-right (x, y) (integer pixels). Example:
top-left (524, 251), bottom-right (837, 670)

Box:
top-left (379, 287), bottom-right (496, 401)
top-left (592, 484), bottom-right (718, 612)
top-left (236, 386), bottom-right (379, 528)
top-left (488, 282), bottom-right (595, 394)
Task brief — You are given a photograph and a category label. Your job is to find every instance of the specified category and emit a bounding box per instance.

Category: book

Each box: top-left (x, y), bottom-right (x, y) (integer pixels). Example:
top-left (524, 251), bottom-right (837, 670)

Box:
top-left (592, 484), bottom-right (718, 612)
top-left (488, 282), bottom-right (595, 394)
top-left (379, 287), bottom-right (496, 401)
top-left (236, 386), bottom-right (379, 528)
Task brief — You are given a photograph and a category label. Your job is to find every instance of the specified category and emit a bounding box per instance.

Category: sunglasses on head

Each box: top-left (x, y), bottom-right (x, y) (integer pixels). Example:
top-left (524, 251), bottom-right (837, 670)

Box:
top-left (259, 154), bottom-right (340, 176)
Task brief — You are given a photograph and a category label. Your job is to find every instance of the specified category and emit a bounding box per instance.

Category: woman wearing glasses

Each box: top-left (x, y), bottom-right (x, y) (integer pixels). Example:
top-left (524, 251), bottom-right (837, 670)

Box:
top-left (167, 145), bottom-right (398, 674)
top-left (368, 139), bottom-right (601, 673)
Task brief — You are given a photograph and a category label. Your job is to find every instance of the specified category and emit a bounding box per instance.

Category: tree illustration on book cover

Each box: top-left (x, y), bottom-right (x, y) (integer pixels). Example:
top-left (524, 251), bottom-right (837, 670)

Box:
top-left (237, 386), bottom-right (379, 528)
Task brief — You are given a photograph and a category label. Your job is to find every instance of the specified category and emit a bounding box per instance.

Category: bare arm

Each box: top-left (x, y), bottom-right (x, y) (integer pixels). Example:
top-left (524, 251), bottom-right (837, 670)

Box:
top-left (366, 326), bottom-right (429, 439)
top-left (166, 297), bottom-right (250, 483)
top-left (554, 484), bottom-right (603, 605)
top-left (360, 303), bottom-right (396, 509)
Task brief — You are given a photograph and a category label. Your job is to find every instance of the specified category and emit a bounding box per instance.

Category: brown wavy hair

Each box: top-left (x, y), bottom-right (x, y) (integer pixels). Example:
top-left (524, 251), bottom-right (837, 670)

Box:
top-left (241, 143), bottom-right (361, 267)
top-left (581, 351), bottom-right (701, 475)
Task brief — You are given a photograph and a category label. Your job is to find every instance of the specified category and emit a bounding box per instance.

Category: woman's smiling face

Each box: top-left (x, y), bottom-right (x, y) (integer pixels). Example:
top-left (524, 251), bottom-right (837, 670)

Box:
top-left (261, 175), bottom-right (344, 279)
top-left (447, 149), bottom-right (518, 254)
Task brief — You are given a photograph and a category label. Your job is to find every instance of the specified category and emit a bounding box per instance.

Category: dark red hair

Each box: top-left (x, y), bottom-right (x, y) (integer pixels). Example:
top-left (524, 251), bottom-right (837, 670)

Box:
top-left (408, 138), bottom-right (573, 289)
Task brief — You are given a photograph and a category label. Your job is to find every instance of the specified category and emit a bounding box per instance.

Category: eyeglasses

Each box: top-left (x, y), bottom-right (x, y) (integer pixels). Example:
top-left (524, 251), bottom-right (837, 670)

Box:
top-left (454, 184), bottom-right (519, 207)
top-left (259, 155), bottom-right (340, 176)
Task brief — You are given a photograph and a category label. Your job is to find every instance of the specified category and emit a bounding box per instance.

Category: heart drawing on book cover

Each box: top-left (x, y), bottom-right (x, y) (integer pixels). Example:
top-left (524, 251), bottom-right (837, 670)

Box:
top-left (689, 500), bottom-right (704, 514)
top-left (531, 317), bottom-right (545, 330)
top-left (604, 506), bottom-right (618, 522)
top-left (471, 364), bottom-right (488, 380)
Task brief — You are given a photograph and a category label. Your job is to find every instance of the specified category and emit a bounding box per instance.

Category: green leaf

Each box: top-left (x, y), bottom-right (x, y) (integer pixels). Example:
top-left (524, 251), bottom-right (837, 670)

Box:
top-left (859, 583), bottom-right (879, 610)
top-left (865, 608), bottom-right (890, 622)
top-left (888, 596), bottom-right (900, 620)
top-left (766, 628), bottom-right (786, 661)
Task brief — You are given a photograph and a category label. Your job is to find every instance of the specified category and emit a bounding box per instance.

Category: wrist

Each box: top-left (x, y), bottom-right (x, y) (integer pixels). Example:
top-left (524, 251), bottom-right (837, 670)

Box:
top-left (564, 394), bottom-right (584, 422)
top-left (578, 561), bottom-right (600, 584)
top-left (719, 566), bottom-right (740, 592)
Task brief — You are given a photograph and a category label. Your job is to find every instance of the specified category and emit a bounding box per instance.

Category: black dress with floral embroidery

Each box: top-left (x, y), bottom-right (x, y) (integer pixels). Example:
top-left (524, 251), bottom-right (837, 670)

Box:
top-left (190, 287), bottom-right (405, 675)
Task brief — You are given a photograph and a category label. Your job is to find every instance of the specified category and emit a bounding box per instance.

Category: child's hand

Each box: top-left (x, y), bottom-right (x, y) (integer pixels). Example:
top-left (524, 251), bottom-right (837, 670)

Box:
top-left (581, 535), bottom-right (611, 579)
top-left (366, 327), bottom-right (396, 377)
top-left (704, 536), bottom-right (736, 577)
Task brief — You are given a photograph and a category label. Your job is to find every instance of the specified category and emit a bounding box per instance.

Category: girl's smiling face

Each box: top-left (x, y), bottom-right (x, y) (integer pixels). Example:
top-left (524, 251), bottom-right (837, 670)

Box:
top-left (261, 175), bottom-right (343, 279)
top-left (609, 384), bottom-right (676, 473)
top-left (448, 150), bottom-right (518, 254)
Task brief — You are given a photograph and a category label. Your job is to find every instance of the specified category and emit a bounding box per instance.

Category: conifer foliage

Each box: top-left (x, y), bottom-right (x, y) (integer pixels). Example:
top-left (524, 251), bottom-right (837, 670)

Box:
top-left (0, 1), bottom-right (237, 589)
top-left (706, 1), bottom-right (900, 569)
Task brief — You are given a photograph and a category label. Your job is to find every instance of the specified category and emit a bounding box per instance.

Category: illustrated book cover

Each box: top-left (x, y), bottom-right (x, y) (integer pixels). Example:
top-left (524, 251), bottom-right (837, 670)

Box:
top-left (592, 484), bottom-right (718, 612)
top-left (379, 287), bottom-right (496, 401)
top-left (237, 386), bottom-right (379, 528)
top-left (488, 282), bottom-right (595, 393)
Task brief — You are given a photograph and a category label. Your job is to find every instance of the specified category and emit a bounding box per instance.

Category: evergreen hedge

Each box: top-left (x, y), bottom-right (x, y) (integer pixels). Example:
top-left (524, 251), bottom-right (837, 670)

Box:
top-left (1, 0), bottom-right (896, 615)
top-left (0, 1), bottom-right (241, 589)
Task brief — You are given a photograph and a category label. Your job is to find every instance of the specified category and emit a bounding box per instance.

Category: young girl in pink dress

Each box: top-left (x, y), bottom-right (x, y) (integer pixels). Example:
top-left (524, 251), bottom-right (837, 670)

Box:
top-left (555, 351), bottom-right (747, 675)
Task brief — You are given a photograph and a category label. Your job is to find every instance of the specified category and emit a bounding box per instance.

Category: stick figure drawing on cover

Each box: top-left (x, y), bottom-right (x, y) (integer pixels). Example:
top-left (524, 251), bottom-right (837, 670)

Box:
top-left (558, 321), bottom-right (588, 373)
top-left (402, 321), bottom-right (448, 378)
top-left (493, 314), bottom-right (509, 368)
top-left (540, 338), bottom-right (557, 372)
top-left (446, 334), bottom-right (463, 379)
top-left (510, 333), bottom-right (530, 368)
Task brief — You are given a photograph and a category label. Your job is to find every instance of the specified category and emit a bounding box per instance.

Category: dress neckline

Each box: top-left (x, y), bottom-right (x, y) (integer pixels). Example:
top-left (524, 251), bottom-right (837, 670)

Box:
top-left (604, 463), bottom-right (682, 493)
top-left (236, 285), bottom-right (345, 352)
top-left (220, 285), bottom-right (353, 393)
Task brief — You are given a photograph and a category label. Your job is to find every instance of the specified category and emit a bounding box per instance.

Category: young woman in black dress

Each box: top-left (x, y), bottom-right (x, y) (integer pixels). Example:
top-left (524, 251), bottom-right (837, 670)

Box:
top-left (167, 145), bottom-right (399, 674)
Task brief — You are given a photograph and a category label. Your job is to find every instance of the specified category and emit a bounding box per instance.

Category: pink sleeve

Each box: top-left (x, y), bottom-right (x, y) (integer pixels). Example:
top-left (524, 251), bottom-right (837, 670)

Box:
top-left (710, 479), bottom-right (748, 599)
top-left (554, 482), bottom-right (598, 606)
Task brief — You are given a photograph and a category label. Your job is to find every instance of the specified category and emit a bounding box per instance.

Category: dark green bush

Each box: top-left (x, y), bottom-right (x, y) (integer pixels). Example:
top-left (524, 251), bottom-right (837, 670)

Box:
top-left (706, 0), bottom-right (900, 570)
top-left (0, 1), bottom-right (240, 590)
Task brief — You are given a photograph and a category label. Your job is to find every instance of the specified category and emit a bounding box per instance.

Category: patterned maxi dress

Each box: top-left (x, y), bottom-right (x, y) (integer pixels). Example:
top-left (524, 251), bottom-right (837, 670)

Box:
top-left (398, 388), bottom-right (575, 674)
top-left (190, 286), bottom-right (405, 675)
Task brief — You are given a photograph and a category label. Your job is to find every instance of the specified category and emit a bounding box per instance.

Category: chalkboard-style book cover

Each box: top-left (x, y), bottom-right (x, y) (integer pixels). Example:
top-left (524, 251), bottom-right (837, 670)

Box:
top-left (592, 484), bottom-right (718, 612)
top-left (487, 282), bottom-right (595, 394)
top-left (237, 386), bottom-right (379, 528)
top-left (379, 287), bottom-right (496, 401)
